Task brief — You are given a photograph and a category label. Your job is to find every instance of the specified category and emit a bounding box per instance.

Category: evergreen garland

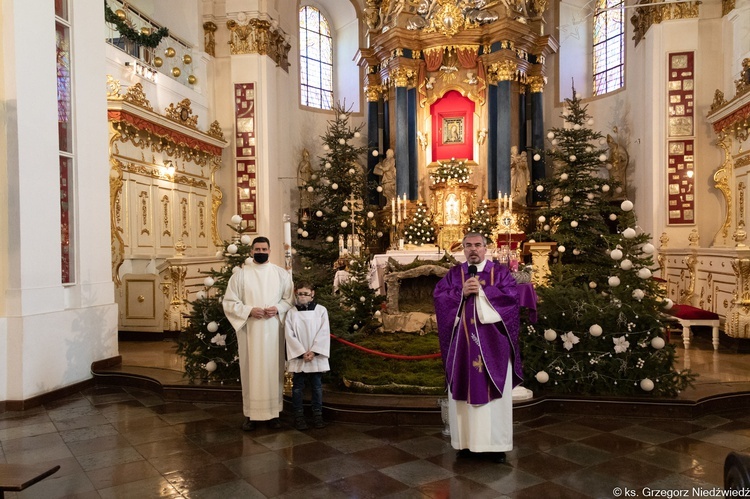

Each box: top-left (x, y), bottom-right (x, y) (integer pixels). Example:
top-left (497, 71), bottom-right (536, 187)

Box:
top-left (105, 3), bottom-right (169, 48)
top-left (430, 159), bottom-right (471, 184)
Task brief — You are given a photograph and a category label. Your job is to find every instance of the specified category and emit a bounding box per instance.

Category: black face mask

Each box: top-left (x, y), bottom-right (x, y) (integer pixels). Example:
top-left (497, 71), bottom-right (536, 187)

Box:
top-left (253, 253), bottom-right (269, 264)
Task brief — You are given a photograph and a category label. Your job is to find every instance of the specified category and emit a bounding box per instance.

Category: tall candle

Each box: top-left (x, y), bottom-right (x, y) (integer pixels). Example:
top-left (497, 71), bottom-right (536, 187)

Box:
top-left (509, 195), bottom-right (513, 211)
top-left (392, 197), bottom-right (396, 226)
top-left (402, 193), bottom-right (407, 220)
top-left (397, 196), bottom-right (401, 223)
top-left (283, 216), bottom-right (292, 248)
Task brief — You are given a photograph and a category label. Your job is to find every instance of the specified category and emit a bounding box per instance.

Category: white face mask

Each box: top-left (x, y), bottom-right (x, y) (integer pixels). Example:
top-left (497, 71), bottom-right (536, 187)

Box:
top-left (295, 291), bottom-right (313, 306)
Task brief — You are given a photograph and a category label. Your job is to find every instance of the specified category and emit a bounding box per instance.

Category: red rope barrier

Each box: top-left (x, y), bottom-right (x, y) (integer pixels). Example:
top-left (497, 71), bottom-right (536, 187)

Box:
top-left (331, 334), bottom-right (441, 360)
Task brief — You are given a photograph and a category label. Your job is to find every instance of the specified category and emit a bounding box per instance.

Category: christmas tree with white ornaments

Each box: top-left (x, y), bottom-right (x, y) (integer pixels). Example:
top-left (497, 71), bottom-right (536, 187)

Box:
top-left (403, 201), bottom-right (436, 246)
top-left (522, 88), bottom-right (695, 397)
top-left (468, 198), bottom-right (497, 242)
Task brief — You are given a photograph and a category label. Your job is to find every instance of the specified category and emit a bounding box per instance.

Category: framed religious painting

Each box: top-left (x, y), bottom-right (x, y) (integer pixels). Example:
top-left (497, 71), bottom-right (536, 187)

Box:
top-left (442, 117), bottom-right (465, 145)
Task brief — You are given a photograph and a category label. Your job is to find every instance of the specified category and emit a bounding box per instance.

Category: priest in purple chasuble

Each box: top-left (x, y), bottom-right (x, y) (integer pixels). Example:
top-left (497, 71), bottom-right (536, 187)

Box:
top-left (433, 232), bottom-right (523, 462)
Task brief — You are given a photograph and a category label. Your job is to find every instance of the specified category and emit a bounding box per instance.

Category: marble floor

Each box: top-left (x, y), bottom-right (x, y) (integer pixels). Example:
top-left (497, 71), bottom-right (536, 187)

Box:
top-left (3, 332), bottom-right (750, 498)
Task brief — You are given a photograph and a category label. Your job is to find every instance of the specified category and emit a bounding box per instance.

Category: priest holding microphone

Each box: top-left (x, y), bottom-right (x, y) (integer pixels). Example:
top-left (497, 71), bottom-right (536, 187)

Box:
top-left (433, 232), bottom-right (522, 463)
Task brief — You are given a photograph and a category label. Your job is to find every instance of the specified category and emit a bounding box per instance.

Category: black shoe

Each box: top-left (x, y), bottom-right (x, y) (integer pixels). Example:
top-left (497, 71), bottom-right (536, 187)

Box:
top-left (241, 418), bottom-right (256, 431)
top-left (489, 452), bottom-right (506, 463)
top-left (294, 416), bottom-right (308, 430)
top-left (268, 417), bottom-right (282, 429)
top-left (457, 449), bottom-right (473, 458)
top-left (312, 414), bottom-right (326, 429)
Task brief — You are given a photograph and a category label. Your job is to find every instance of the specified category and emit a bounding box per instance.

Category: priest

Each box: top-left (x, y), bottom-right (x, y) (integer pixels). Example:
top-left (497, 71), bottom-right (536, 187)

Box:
top-left (433, 232), bottom-right (522, 463)
top-left (223, 236), bottom-right (294, 431)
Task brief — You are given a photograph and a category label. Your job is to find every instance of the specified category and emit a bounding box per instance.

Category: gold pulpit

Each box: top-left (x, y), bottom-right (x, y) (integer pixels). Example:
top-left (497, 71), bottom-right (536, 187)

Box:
top-left (430, 178), bottom-right (477, 251)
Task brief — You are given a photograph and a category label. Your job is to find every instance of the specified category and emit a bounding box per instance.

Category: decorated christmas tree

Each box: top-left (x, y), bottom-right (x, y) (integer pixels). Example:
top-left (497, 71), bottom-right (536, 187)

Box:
top-left (403, 201), bottom-right (436, 246)
top-left (468, 198), bottom-right (496, 241)
top-left (176, 217), bottom-right (252, 383)
top-left (522, 89), bottom-right (694, 397)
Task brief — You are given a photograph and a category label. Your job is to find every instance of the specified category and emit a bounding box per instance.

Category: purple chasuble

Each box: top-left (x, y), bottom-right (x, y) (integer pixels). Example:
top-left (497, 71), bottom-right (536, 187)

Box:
top-left (433, 261), bottom-right (523, 404)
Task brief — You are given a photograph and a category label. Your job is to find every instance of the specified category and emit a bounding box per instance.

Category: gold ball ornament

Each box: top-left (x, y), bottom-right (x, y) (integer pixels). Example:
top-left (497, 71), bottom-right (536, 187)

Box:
top-left (182, 54), bottom-right (192, 65)
top-left (153, 57), bottom-right (163, 67)
top-left (140, 27), bottom-right (151, 35)
top-left (187, 75), bottom-right (197, 84)
top-left (165, 47), bottom-right (176, 58)
top-left (115, 9), bottom-right (127, 19)
top-left (171, 67), bottom-right (181, 77)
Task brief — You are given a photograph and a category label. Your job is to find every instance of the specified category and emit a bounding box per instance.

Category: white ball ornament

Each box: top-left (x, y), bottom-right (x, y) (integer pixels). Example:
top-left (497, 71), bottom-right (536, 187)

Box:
top-left (599, 154), bottom-right (607, 162)
top-left (338, 138), bottom-right (346, 145)
top-left (589, 281), bottom-right (598, 289)
top-left (207, 321), bottom-right (219, 333)
top-left (602, 185), bottom-right (610, 192)
top-left (227, 244), bottom-right (238, 254)
top-left (609, 214), bottom-right (617, 221)
top-left (538, 216), bottom-right (546, 223)
top-left (326, 236), bottom-right (334, 243)
top-left (640, 378), bottom-right (655, 392)
top-left (569, 155), bottom-right (577, 162)
top-left (325, 162), bottom-right (332, 169)
top-left (560, 173), bottom-right (569, 181)
top-left (536, 371), bottom-right (550, 383)
top-left (359, 296), bottom-right (366, 303)
top-left (342, 206), bottom-right (349, 212)
top-left (563, 196), bottom-right (571, 203)
top-left (323, 144), bottom-right (330, 151)
top-left (302, 230), bottom-right (309, 238)
top-left (637, 268), bottom-right (653, 279)
top-left (196, 290), bottom-right (206, 300)
top-left (621, 200), bottom-right (634, 211)
top-left (589, 324), bottom-right (603, 337)
top-left (651, 337), bottom-right (666, 350)
top-left (547, 132), bottom-right (555, 139)
top-left (231, 214), bottom-right (242, 224)
top-left (533, 154), bottom-right (541, 161)
top-left (307, 186), bottom-right (314, 192)
top-left (377, 186), bottom-right (383, 192)
top-left (544, 329), bottom-right (557, 341)
top-left (372, 150), bottom-right (379, 157)
top-left (354, 131), bottom-right (361, 138)
top-left (543, 224), bottom-right (551, 231)
top-left (620, 259), bottom-right (633, 270)
top-left (586, 146), bottom-right (593, 153)
top-left (610, 249), bottom-right (623, 260)
top-left (599, 137), bottom-right (607, 145)
top-left (632, 289), bottom-right (645, 301)
top-left (204, 277), bottom-right (215, 287)
top-left (615, 187), bottom-right (623, 194)
top-left (332, 183), bottom-right (339, 190)
top-left (341, 221), bottom-right (348, 228)
top-left (574, 124), bottom-right (581, 130)
top-left (663, 298), bottom-right (674, 310)
top-left (536, 185), bottom-right (544, 192)
top-left (316, 210), bottom-right (323, 217)
top-left (552, 139), bottom-right (558, 145)
top-left (297, 228), bottom-right (304, 234)
top-left (608, 276), bottom-right (621, 287)
top-left (573, 249), bottom-right (581, 255)
top-left (377, 231), bottom-right (384, 237)
top-left (571, 221), bottom-right (578, 228)
top-left (588, 193), bottom-right (595, 200)
top-left (205, 360), bottom-right (217, 373)
top-left (642, 243), bottom-right (655, 254)
top-left (348, 168), bottom-right (356, 174)
top-left (622, 228), bottom-right (637, 239)
top-left (367, 211), bottom-right (374, 218)
top-left (339, 113), bottom-right (347, 120)
top-left (558, 245), bottom-right (566, 253)
top-left (241, 235), bottom-right (252, 245)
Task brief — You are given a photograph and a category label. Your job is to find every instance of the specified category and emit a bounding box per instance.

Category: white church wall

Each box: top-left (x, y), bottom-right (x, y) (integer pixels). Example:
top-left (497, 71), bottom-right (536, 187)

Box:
top-left (0, 0), bottom-right (118, 403)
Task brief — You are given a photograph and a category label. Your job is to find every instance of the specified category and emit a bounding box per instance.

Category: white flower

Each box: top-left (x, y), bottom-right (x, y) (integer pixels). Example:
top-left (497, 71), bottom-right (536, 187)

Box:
top-left (613, 336), bottom-right (630, 353)
top-left (561, 332), bottom-right (580, 350)
top-left (211, 333), bottom-right (227, 347)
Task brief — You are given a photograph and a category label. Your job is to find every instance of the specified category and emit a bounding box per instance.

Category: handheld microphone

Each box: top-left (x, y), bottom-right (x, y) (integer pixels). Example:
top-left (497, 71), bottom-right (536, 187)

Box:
top-left (468, 265), bottom-right (477, 278)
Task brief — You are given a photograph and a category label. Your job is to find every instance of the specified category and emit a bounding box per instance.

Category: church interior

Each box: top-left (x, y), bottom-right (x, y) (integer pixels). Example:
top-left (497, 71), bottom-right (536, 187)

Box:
top-left (2, 0), bottom-right (750, 496)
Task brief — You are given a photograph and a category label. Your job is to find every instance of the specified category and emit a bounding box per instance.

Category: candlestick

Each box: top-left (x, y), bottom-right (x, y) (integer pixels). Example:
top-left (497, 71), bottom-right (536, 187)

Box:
top-left (283, 216), bottom-right (291, 248)
top-left (397, 196), bottom-right (401, 223)
top-left (509, 195), bottom-right (513, 211)
top-left (391, 197), bottom-right (396, 226)
top-left (402, 193), bottom-right (407, 220)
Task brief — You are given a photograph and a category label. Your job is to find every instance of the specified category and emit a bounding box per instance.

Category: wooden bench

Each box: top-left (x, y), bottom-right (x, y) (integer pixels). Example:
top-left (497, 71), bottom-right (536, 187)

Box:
top-left (0, 463), bottom-right (60, 498)
top-left (666, 304), bottom-right (720, 350)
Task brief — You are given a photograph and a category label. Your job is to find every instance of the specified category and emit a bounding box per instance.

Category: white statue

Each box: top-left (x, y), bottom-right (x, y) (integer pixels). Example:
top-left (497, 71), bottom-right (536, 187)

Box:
top-left (374, 148), bottom-right (396, 203)
top-left (510, 146), bottom-right (529, 205)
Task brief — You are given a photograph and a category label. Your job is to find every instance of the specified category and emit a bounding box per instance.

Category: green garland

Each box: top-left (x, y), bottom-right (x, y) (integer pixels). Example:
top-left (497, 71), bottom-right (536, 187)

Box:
top-left (105, 3), bottom-right (169, 49)
top-left (430, 159), bottom-right (471, 184)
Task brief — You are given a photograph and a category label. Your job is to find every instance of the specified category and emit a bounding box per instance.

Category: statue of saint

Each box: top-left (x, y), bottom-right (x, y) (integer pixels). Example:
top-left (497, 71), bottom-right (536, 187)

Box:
top-left (607, 134), bottom-right (629, 198)
top-left (510, 146), bottom-right (529, 205)
top-left (298, 149), bottom-right (313, 209)
top-left (374, 148), bottom-right (396, 203)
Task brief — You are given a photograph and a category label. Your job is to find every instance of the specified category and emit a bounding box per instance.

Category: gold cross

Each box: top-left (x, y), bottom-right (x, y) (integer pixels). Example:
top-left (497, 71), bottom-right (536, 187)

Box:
top-left (472, 356), bottom-right (484, 373)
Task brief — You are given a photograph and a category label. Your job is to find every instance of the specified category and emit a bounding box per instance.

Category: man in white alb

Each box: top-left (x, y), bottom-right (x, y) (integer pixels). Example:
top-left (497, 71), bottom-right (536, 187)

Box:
top-left (223, 236), bottom-right (294, 431)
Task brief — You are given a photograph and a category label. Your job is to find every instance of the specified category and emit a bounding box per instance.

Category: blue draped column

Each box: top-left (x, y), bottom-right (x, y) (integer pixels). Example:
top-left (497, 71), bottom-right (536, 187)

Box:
top-left (487, 84), bottom-right (497, 199)
top-left (529, 76), bottom-right (546, 203)
top-left (394, 85), bottom-right (409, 200)
top-left (496, 79), bottom-right (512, 198)
top-left (366, 91), bottom-right (380, 206)
top-left (518, 88), bottom-right (527, 151)
top-left (407, 88), bottom-right (418, 200)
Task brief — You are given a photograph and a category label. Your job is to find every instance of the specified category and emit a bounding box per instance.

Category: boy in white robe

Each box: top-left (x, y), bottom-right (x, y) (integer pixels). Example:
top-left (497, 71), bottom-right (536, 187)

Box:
top-left (285, 281), bottom-right (331, 430)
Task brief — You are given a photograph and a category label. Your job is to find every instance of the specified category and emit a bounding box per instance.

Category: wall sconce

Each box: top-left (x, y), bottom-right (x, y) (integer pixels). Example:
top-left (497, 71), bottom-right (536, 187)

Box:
top-left (163, 160), bottom-right (176, 178)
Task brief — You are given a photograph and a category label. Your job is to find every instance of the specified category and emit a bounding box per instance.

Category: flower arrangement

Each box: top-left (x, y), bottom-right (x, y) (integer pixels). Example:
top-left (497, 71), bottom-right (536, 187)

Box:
top-left (430, 158), bottom-right (471, 184)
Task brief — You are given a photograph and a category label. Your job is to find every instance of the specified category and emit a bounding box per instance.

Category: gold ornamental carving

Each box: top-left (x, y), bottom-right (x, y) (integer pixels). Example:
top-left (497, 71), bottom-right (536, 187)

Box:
top-left (165, 99), bottom-right (199, 129)
top-left (226, 18), bottom-right (291, 71)
top-left (525, 242), bottom-right (557, 287)
top-left (713, 136), bottom-right (733, 246)
top-left (365, 84), bottom-right (384, 102)
top-left (487, 60), bottom-right (518, 83)
top-left (203, 21), bottom-right (217, 56)
top-left (727, 256), bottom-right (750, 338)
top-left (108, 81), bottom-right (153, 111)
top-left (711, 90), bottom-right (728, 113)
top-left (207, 120), bottom-right (225, 141)
top-left (110, 159), bottom-right (125, 286)
top-left (680, 253), bottom-right (697, 305)
top-left (631, 0), bottom-right (701, 47)
top-left (211, 184), bottom-right (223, 246)
top-left (422, 0), bottom-right (478, 38)
top-left (390, 67), bottom-right (416, 87)
top-left (527, 75), bottom-right (545, 93)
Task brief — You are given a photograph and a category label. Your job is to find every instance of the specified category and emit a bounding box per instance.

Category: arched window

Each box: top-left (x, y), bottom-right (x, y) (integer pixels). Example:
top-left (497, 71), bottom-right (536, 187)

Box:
top-left (593, 0), bottom-right (624, 95)
top-left (299, 6), bottom-right (333, 110)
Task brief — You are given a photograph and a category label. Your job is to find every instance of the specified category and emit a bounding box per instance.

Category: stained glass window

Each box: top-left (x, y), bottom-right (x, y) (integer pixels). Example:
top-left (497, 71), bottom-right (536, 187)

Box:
top-left (57, 5), bottom-right (74, 283)
top-left (593, 0), bottom-right (624, 96)
top-left (299, 6), bottom-right (333, 110)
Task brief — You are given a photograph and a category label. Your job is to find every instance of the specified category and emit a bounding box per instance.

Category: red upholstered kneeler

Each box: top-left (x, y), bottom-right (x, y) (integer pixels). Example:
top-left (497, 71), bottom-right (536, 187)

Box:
top-left (666, 304), bottom-right (720, 350)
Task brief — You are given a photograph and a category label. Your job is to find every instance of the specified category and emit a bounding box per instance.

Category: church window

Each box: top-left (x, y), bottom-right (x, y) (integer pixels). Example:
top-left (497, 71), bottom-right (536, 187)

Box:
top-left (299, 6), bottom-right (333, 110)
top-left (57, 0), bottom-right (75, 283)
top-left (593, 0), bottom-right (624, 95)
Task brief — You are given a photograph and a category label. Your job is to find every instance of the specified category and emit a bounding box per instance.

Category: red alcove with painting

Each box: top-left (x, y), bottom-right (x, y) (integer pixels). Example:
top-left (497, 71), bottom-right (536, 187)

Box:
top-left (430, 90), bottom-right (474, 161)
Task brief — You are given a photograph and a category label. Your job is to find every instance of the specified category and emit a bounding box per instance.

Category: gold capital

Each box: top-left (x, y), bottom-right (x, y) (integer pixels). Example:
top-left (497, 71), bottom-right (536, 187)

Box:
top-left (528, 75), bottom-right (545, 93)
